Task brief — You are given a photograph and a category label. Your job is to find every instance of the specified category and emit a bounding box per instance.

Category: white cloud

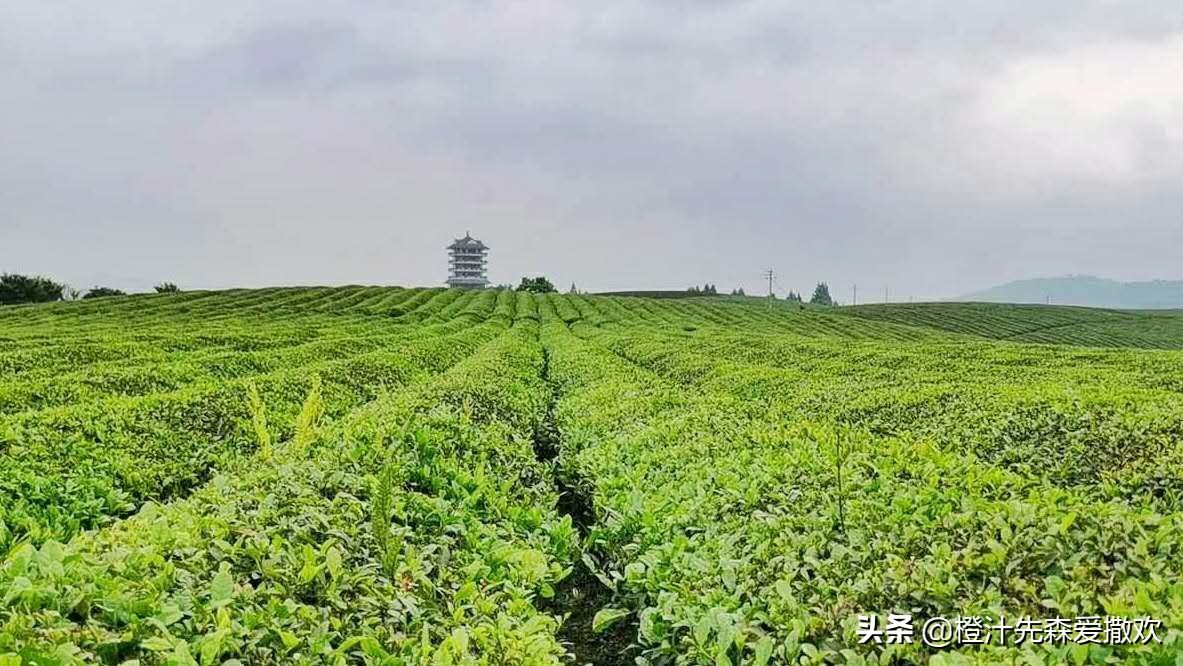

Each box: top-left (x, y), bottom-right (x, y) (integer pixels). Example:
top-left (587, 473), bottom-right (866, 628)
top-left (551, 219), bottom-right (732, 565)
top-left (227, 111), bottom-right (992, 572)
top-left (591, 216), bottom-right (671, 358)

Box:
top-left (962, 35), bottom-right (1183, 188)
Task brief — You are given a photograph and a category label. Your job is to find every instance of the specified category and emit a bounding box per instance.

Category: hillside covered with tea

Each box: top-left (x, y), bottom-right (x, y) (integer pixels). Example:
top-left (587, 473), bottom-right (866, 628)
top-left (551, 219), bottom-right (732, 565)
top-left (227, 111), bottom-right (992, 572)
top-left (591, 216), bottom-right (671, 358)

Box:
top-left (1, 287), bottom-right (1182, 664)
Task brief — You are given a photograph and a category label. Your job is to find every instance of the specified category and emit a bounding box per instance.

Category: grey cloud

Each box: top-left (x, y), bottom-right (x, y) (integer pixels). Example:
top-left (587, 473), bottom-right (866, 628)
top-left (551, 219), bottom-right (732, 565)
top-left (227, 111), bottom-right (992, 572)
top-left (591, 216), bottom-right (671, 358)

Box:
top-left (175, 23), bottom-right (373, 94)
top-left (167, 22), bottom-right (453, 98)
top-left (2, 1), bottom-right (1182, 298)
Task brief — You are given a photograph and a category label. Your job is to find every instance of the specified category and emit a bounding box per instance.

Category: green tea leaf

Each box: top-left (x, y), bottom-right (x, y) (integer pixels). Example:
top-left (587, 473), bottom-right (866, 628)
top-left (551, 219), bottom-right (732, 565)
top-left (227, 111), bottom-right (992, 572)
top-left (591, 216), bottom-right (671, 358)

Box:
top-left (591, 608), bottom-right (630, 634)
top-left (208, 564), bottom-right (235, 609)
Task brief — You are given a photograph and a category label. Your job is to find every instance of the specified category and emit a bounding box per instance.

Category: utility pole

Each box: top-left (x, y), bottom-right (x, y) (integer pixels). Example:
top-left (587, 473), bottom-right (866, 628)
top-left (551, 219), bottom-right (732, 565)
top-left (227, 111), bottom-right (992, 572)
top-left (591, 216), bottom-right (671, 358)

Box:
top-left (763, 269), bottom-right (775, 309)
top-left (884, 286), bottom-right (889, 304)
top-left (853, 284), bottom-right (858, 306)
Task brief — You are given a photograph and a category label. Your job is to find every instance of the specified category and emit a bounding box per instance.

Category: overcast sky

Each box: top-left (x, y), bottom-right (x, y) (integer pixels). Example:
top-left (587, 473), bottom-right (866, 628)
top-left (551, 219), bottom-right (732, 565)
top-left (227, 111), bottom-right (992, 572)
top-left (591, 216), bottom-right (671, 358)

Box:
top-left (2, 2), bottom-right (1181, 299)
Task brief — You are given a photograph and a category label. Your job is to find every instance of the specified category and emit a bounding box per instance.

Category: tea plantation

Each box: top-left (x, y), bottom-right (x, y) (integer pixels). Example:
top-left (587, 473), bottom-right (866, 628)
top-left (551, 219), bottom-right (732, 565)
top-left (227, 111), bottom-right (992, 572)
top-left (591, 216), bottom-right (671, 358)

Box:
top-left (1, 287), bottom-right (1183, 664)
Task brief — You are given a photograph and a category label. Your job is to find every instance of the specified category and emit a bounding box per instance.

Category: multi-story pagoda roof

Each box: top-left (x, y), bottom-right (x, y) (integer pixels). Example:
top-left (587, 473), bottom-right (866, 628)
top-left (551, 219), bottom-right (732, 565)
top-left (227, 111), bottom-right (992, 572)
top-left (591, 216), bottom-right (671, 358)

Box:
top-left (447, 233), bottom-right (488, 251)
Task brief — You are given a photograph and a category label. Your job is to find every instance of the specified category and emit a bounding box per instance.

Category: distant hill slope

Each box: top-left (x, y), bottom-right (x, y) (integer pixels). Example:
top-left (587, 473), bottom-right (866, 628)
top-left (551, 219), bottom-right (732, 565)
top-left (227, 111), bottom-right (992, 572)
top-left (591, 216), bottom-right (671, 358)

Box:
top-left (958, 276), bottom-right (1183, 309)
top-left (842, 302), bottom-right (1183, 349)
top-left (7, 287), bottom-right (1183, 351)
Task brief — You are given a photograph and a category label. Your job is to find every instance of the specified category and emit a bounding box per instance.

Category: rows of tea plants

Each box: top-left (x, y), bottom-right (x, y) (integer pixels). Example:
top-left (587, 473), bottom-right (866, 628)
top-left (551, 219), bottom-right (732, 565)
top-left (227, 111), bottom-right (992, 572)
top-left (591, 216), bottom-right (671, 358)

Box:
top-left (569, 295), bottom-right (941, 344)
top-left (0, 320), bottom-right (511, 551)
top-left (0, 323), bottom-right (439, 415)
top-left (843, 302), bottom-right (1183, 349)
top-left (540, 309), bottom-right (1183, 663)
top-left (0, 289), bottom-right (517, 550)
top-left (0, 319), bottom-right (588, 663)
top-left (1, 318), bottom-right (509, 547)
top-left (583, 323), bottom-right (1183, 492)
top-left (0, 289), bottom-right (506, 387)
top-left (4, 287), bottom-right (1183, 663)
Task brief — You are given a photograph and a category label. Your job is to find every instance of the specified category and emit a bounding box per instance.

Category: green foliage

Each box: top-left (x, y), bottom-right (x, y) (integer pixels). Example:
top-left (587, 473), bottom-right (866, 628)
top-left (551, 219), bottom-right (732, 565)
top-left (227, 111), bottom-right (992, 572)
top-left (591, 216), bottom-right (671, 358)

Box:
top-left (0, 293), bottom-right (576, 663)
top-left (843, 301), bottom-right (1183, 348)
top-left (592, 608), bottom-right (630, 633)
top-left (82, 286), bottom-right (127, 299)
top-left (0, 273), bottom-right (63, 305)
top-left (289, 375), bottom-right (324, 456)
top-left (0, 288), bottom-right (505, 549)
top-left (246, 381), bottom-right (272, 459)
top-left (370, 459), bottom-right (398, 575)
top-left (809, 281), bottom-right (833, 305)
top-left (517, 276), bottom-right (557, 293)
top-left (2, 287), bottom-right (1183, 663)
top-left (544, 307), bottom-right (1183, 663)
top-left (154, 282), bottom-right (180, 293)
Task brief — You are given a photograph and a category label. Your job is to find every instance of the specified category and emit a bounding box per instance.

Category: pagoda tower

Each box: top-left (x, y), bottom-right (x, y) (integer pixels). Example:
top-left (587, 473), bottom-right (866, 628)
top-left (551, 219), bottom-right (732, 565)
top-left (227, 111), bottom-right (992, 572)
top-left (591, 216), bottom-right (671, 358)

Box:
top-left (446, 233), bottom-right (489, 288)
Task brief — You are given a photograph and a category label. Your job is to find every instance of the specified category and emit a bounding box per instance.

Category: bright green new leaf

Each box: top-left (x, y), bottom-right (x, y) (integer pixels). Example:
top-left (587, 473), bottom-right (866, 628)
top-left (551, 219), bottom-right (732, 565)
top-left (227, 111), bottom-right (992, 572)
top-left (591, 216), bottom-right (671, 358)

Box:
top-left (591, 607), bottom-right (631, 634)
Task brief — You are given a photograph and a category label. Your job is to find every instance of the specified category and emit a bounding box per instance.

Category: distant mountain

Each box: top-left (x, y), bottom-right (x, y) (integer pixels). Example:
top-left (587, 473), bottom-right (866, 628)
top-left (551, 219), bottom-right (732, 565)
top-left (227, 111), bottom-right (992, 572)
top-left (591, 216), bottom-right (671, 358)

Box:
top-left (957, 276), bottom-right (1183, 310)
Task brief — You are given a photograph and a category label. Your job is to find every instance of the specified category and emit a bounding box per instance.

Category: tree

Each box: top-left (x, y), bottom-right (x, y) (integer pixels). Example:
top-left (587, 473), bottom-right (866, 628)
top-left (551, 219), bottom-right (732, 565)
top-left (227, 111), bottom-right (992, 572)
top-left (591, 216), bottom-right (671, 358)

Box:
top-left (0, 273), bottom-right (64, 305)
top-left (736, 287), bottom-right (745, 296)
top-left (786, 291), bottom-right (803, 303)
top-left (689, 284), bottom-right (721, 296)
top-left (155, 282), bottom-right (180, 293)
top-left (83, 287), bottom-right (127, 299)
top-left (516, 276), bottom-right (556, 293)
top-left (809, 282), bottom-right (833, 306)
